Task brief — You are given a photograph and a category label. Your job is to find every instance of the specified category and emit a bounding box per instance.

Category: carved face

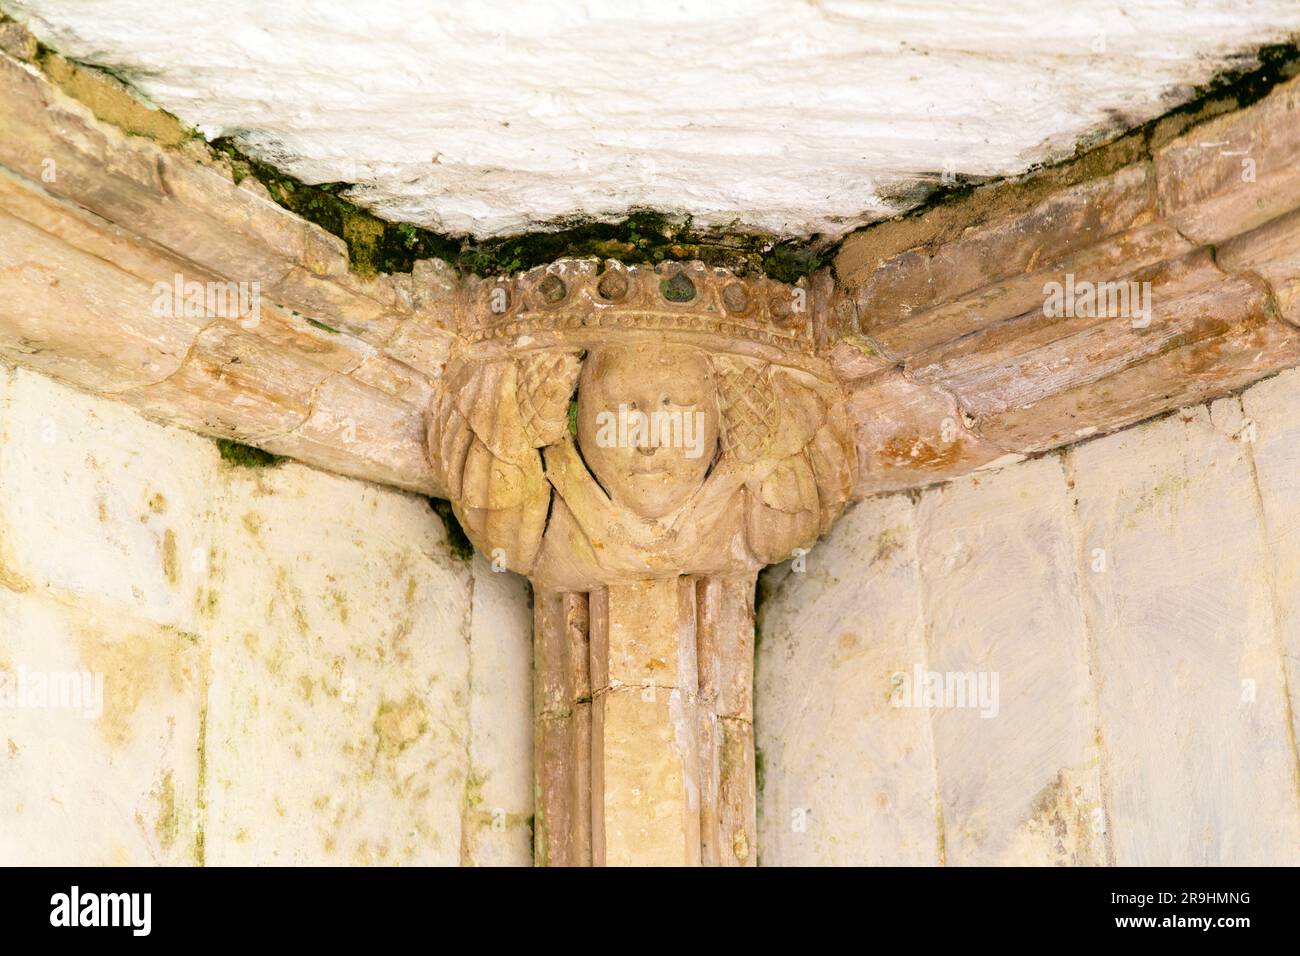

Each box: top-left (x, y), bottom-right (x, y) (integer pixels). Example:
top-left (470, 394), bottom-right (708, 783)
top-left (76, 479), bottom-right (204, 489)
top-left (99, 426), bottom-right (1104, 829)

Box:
top-left (576, 345), bottom-right (720, 519)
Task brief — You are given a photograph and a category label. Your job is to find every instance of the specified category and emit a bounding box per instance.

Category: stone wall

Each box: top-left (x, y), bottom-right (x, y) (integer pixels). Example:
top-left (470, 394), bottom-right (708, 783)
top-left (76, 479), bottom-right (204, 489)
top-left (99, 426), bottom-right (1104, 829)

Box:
top-left (8, 359), bottom-right (1300, 867)
top-left (757, 368), bottom-right (1300, 866)
top-left (0, 367), bottom-right (533, 865)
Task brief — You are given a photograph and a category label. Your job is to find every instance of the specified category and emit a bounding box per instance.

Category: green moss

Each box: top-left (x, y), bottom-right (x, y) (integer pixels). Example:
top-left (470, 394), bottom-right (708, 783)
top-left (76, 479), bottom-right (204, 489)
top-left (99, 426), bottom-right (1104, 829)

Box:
top-left (208, 137), bottom-right (835, 281)
top-left (429, 498), bottom-right (474, 561)
top-left (349, 36), bottom-right (1290, 281)
top-left (217, 439), bottom-right (284, 468)
top-left (754, 745), bottom-right (766, 799)
top-left (305, 317), bottom-right (340, 334)
top-left (15, 8), bottom-right (1297, 289)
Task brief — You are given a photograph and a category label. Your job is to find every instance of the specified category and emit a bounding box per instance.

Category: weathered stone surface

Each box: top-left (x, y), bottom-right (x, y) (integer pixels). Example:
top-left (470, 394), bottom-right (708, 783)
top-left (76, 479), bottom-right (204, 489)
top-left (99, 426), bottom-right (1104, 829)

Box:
top-left (590, 579), bottom-right (701, 866)
top-left (977, 295), bottom-right (1300, 452)
top-left (694, 576), bottom-right (756, 866)
top-left (0, 209), bottom-right (204, 392)
top-left (1239, 368), bottom-right (1300, 761)
top-left (855, 166), bottom-right (1153, 350)
top-left (880, 222), bottom-right (1192, 356)
top-left (261, 372), bottom-right (436, 494)
top-left (0, 50), bottom-right (400, 342)
top-left (915, 457), bottom-right (1105, 866)
top-left (847, 370), bottom-right (1015, 495)
top-left (0, 49), bottom-right (453, 495)
top-left (1070, 399), bottom-right (1300, 864)
top-left (760, 370), bottom-right (1300, 866)
top-left (0, 368), bottom-right (532, 866)
top-left (593, 687), bottom-right (700, 867)
top-left (0, 369), bottom-right (212, 628)
top-left (531, 590), bottom-right (589, 866)
top-left (824, 73), bottom-right (1300, 497)
top-left (0, 587), bottom-right (206, 865)
top-left (755, 494), bottom-right (939, 866)
top-left (462, 555), bottom-right (533, 866)
top-left (909, 250), bottom-right (1300, 453)
top-left (1217, 206), bottom-right (1300, 327)
top-left (123, 321), bottom-right (322, 441)
top-left (1155, 75), bottom-right (1300, 244)
top-left (199, 465), bottom-right (474, 865)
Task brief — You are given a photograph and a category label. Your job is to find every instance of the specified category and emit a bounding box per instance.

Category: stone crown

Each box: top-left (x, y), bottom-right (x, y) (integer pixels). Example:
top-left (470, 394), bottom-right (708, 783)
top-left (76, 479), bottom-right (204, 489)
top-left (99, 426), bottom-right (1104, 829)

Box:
top-left (461, 259), bottom-right (818, 360)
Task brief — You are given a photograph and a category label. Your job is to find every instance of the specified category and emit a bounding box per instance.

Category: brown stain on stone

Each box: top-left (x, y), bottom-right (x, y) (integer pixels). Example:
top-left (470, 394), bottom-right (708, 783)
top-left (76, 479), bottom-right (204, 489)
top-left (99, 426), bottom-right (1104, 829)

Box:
top-left (373, 693), bottom-right (428, 756)
top-left (871, 525), bottom-right (906, 564)
top-left (161, 528), bottom-right (178, 584)
top-left (38, 50), bottom-right (194, 148)
top-left (152, 770), bottom-right (179, 849)
top-left (329, 588), bottom-right (349, 624)
top-left (1025, 769), bottom-right (1101, 866)
top-left (271, 566), bottom-right (311, 637)
top-left (732, 828), bottom-right (750, 864)
top-left (880, 435), bottom-right (965, 470)
top-left (0, 530), bottom-right (31, 593)
top-left (73, 623), bottom-right (195, 747)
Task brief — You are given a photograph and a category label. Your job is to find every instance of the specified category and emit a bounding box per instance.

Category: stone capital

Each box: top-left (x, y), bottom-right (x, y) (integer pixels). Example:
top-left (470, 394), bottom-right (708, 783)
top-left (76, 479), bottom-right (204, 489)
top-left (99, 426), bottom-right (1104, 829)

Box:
top-left (429, 258), bottom-right (857, 591)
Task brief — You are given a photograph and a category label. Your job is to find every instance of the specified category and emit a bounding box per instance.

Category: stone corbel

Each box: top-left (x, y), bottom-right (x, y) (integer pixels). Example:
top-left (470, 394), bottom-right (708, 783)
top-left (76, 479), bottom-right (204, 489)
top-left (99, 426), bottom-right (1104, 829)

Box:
top-left (428, 258), bottom-right (856, 865)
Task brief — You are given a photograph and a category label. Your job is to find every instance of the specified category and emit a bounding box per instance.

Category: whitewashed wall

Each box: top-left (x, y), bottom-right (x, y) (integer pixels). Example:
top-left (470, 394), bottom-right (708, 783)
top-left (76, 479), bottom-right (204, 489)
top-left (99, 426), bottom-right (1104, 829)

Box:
top-left (757, 369), bottom-right (1300, 866)
top-left (0, 367), bottom-right (533, 866)
top-left (7, 360), bottom-right (1300, 867)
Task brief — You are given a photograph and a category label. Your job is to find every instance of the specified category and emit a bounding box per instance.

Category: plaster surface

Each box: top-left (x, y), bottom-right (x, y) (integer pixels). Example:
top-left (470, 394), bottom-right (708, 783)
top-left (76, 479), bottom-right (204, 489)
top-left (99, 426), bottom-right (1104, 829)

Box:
top-left (0, 367), bottom-right (533, 865)
top-left (6, 0), bottom-right (1299, 238)
top-left (757, 368), bottom-right (1300, 866)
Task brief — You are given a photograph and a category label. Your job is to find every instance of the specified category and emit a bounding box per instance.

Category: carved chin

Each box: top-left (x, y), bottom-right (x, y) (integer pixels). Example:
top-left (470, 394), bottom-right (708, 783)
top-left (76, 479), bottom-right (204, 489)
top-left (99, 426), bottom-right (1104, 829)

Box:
top-left (604, 473), bottom-right (701, 519)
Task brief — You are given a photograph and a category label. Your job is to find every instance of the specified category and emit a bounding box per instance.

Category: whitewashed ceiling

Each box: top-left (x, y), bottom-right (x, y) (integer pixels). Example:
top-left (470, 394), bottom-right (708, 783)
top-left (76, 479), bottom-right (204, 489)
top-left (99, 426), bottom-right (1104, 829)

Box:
top-left (5, 0), bottom-right (1300, 239)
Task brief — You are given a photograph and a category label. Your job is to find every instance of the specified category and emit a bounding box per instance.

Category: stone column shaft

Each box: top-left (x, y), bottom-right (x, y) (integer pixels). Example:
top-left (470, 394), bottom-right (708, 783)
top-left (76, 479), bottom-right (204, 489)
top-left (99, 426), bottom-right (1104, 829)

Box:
top-left (532, 590), bottom-right (592, 866)
top-left (533, 575), bottom-right (757, 866)
top-left (695, 576), bottom-right (758, 866)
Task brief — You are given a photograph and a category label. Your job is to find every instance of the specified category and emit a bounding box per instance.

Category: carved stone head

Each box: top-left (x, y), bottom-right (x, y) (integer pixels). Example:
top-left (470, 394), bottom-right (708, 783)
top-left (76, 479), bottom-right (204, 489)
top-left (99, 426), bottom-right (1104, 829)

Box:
top-left (576, 344), bottom-right (720, 519)
top-left (432, 259), bottom-right (857, 583)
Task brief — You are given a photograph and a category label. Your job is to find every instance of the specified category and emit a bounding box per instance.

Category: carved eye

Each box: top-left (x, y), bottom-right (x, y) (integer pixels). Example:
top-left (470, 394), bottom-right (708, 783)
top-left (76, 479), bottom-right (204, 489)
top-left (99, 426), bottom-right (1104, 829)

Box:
top-left (661, 396), bottom-right (671, 406)
top-left (629, 401), bottom-right (638, 410)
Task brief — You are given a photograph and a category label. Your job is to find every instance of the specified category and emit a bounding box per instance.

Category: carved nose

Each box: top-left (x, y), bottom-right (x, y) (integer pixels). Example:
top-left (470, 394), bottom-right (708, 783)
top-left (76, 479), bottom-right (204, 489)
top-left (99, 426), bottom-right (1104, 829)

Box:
top-left (636, 444), bottom-right (657, 456)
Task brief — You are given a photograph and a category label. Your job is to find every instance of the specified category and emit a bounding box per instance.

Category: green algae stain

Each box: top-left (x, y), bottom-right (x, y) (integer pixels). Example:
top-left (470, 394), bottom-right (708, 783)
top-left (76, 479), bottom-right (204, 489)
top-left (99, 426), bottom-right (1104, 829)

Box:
top-left (217, 440), bottom-right (284, 469)
top-left (429, 498), bottom-right (474, 561)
